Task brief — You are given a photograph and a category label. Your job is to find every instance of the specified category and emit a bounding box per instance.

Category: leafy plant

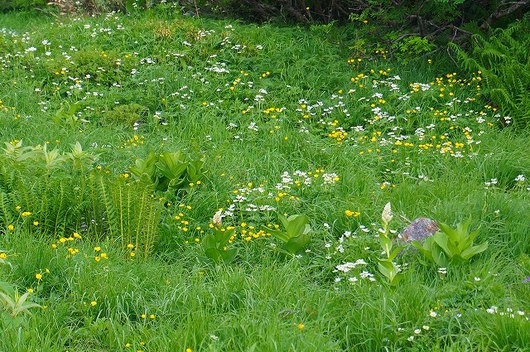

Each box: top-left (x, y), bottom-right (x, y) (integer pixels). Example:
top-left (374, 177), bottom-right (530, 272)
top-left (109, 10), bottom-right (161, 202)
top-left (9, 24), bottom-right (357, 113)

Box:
top-left (129, 151), bottom-right (205, 197)
top-left (449, 17), bottom-right (530, 128)
top-left (66, 142), bottom-right (97, 171)
top-left (202, 211), bottom-right (237, 264)
top-left (0, 141), bottom-right (160, 256)
top-left (105, 103), bottom-right (148, 126)
top-left (413, 218), bottom-right (488, 266)
top-left (0, 282), bottom-right (41, 318)
top-left (269, 214), bottom-right (312, 254)
top-left (92, 174), bottom-right (161, 258)
top-left (377, 203), bottom-right (404, 286)
top-left (392, 35), bottom-right (435, 64)
top-left (51, 101), bottom-right (86, 129)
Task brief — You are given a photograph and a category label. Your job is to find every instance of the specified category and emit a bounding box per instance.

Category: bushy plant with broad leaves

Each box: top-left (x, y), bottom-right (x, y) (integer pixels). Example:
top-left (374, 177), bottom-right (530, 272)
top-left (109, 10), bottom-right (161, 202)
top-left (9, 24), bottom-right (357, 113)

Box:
top-left (269, 214), bottom-right (312, 254)
top-left (413, 218), bottom-right (488, 266)
top-left (129, 150), bottom-right (205, 197)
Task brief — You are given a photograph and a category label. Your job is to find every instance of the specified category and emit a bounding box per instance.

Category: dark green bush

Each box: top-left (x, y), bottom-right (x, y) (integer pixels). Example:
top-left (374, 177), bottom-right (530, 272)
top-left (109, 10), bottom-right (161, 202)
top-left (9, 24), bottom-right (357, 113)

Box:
top-left (0, 0), bottom-right (47, 12)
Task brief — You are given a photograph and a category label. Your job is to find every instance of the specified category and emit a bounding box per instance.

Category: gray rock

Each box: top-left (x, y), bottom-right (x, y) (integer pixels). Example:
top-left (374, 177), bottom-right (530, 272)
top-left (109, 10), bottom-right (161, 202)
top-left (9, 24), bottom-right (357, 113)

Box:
top-left (399, 217), bottom-right (438, 242)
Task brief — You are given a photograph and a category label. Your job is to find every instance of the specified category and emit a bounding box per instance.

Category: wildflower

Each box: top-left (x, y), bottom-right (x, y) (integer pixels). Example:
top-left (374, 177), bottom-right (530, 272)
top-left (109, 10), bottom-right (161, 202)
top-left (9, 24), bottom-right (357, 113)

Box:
top-left (7, 224), bottom-right (14, 231)
top-left (381, 202), bottom-right (393, 224)
top-left (90, 301), bottom-right (97, 306)
top-left (149, 314), bottom-right (155, 319)
top-left (21, 211), bottom-right (32, 217)
top-left (212, 210), bottom-right (223, 228)
top-left (345, 210), bottom-right (360, 217)
top-left (35, 273), bottom-right (42, 280)
top-left (298, 323), bottom-right (304, 330)
top-left (486, 307), bottom-right (497, 314)
top-left (429, 311), bottom-right (437, 317)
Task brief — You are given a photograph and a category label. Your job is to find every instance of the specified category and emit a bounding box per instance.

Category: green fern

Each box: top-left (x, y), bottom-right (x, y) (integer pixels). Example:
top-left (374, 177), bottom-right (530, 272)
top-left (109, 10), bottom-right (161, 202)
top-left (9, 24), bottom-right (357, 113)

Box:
top-left (0, 142), bottom-right (162, 257)
top-left (0, 191), bottom-right (14, 229)
top-left (450, 17), bottom-right (530, 128)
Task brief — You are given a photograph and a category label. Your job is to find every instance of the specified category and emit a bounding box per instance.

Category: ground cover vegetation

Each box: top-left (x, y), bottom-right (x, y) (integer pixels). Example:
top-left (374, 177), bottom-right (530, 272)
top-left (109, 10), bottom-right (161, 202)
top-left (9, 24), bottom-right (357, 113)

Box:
top-left (0, 2), bottom-right (529, 351)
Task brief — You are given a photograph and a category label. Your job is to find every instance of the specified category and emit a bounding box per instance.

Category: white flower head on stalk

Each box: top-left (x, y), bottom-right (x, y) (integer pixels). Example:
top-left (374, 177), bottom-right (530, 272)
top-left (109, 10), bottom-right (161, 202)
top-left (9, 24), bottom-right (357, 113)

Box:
top-left (212, 210), bottom-right (223, 228)
top-left (382, 202), bottom-right (393, 225)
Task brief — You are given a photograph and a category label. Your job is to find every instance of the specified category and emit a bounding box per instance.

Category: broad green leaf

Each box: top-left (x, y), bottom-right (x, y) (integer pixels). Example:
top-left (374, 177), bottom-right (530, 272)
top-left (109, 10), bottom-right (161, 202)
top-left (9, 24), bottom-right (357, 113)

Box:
top-left (431, 243), bottom-right (449, 267)
top-left (216, 229), bottom-right (234, 247)
top-left (378, 261), bottom-right (392, 278)
top-left (271, 231), bottom-right (290, 243)
top-left (433, 232), bottom-right (452, 256)
top-left (278, 214), bottom-right (289, 231)
top-left (202, 233), bottom-right (218, 249)
top-left (222, 248), bottom-right (237, 263)
top-left (388, 245), bottom-right (404, 261)
top-left (438, 222), bottom-right (460, 244)
top-left (389, 273), bottom-right (404, 286)
top-left (460, 242), bottom-right (488, 260)
top-left (0, 292), bottom-right (15, 309)
top-left (156, 152), bottom-right (187, 180)
top-left (285, 214), bottom-right (309, 239)
top-left (187, 159), bottom-right (204, 181)
top-left (284, 233), bottom-right (310, 254)
top-left (205, 248), bottom-right (222, 262)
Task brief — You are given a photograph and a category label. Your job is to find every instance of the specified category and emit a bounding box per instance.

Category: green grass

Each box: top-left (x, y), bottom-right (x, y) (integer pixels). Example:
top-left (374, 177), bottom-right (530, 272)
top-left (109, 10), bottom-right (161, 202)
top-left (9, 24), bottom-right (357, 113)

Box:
top-left (0, 6), bottom-right (529, 352)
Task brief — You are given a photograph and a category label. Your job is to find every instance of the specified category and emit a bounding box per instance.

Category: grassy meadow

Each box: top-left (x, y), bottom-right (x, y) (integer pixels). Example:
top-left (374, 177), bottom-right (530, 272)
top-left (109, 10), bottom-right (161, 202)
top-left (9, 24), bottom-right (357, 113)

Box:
top-left (0, 6), bottom-right (529, 352)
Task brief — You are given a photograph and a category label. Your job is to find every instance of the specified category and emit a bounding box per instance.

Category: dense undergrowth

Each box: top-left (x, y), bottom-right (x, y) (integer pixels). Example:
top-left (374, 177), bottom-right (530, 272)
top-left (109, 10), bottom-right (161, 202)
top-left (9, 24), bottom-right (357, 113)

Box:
top-left (0, 6), bottom-right (529, 352)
